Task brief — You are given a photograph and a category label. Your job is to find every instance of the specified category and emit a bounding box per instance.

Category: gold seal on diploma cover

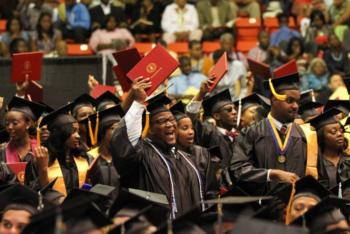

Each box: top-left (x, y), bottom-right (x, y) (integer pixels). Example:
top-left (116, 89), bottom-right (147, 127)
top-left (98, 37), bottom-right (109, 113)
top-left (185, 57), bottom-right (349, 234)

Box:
top-left (146, 63), bottom-right (157, 74)
top-left (278, 155), bottom-right (286, 163)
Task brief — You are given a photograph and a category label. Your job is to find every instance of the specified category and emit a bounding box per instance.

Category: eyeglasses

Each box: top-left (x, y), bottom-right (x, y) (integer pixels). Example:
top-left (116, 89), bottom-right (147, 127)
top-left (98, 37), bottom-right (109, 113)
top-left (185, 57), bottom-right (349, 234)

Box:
top-left (153, 117), bottom-right (177, 126)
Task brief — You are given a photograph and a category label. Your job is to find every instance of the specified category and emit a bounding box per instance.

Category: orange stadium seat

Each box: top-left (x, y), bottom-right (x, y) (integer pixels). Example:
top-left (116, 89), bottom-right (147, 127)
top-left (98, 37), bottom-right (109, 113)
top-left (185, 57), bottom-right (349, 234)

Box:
top-left (202, 41), bottom-right (220, 54)
top-left (133, 42), bottom-right (153, 54)
top-left (235, 18), bottom-right (261, 41)
top-left (67, 44), bottom-right (93, 56)
top-left (236, 40), bottom-right (257, 54)
top-left (0, 20), bottom-right (6, 33)
top-left (264, 17), bottom-right (297, 34)
top-left (168, 42), bottom-right (188, 54)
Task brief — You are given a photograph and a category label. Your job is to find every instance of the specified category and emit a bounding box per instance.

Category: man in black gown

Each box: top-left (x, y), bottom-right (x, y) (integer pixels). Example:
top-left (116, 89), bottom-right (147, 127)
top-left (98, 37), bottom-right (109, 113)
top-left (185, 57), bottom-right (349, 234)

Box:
top-left (230, 73), bottom-right (320, 195)
top-left (110, 78), bottom-right (204, 218)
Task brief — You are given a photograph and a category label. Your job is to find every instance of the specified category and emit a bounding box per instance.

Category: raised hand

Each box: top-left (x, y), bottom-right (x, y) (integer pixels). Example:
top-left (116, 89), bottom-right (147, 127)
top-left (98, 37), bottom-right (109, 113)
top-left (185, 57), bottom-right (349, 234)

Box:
top-left (16, 78), bottom-right (30, 97)
top-left (131, 77), bottom-right (152, 103)
top-left (87, 74), bottom-right (99, 94)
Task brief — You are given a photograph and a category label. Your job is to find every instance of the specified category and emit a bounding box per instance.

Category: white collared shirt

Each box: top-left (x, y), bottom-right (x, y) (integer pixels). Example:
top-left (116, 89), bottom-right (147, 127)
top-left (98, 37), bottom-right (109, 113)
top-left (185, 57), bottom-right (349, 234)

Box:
top-left (269, 114), bottom-right (292, 131)
top-left (101, 2), bottom-right (111, 15)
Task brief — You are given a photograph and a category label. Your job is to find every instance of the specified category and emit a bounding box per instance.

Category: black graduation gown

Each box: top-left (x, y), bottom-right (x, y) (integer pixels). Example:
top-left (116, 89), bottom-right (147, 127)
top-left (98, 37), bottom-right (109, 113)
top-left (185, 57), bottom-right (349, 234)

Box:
top-left (322, 153), bottom-right (350, 189)
top-left (230, 119), bottom-right (323, 195)
top-left (187, 145), bottom-right (220, 197)
top-left (110, 120), bottom-right (203, 217)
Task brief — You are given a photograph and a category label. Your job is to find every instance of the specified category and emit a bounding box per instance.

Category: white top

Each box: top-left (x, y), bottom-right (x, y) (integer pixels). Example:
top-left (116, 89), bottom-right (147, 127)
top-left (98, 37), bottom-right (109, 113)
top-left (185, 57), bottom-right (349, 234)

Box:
top-left (161, 3), bottom-right (200, 34)
top-left (125, 101), bottom-right (145, 146)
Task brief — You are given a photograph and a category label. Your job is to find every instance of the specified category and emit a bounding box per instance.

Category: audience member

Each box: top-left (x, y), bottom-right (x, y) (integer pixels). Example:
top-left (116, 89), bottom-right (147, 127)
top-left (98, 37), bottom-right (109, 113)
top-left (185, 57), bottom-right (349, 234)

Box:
top-left (285, 37), bottom-right (309, 75)
top-left (231, 0), bottom-right (260, 18)
top-left (188, 40), bottom-right (214, 77)
top-left (218, 32), bottom-right (247, 68)
top-left (89, 14), bottom-right (135, 55)
top-left (247, 30), bottom-right (270, 62)
top-left (19, 0), bottom-right (53, 31)
top-left (89, 0), bottom-right (127, 31)
top-left (0, 17), bottom-right (31, 48)
top-left (324, 33), bottom-right (349, 75)
top-left (317, 72), bottom-right (345, 104)
top-left (301, 58), bottom-right (329, 92)
top-left (270, 13), bottom-right (301, 49)
top-left (31, 12), bottom-right (63, 55)
top-left (196, 0), bottom-right (234, 41)
top-left (57, 0), bottom-right (91, 43)
top-left (9, 37), bottom-right (29, 55)
top-left (161, 0), bottom-right (202, 44)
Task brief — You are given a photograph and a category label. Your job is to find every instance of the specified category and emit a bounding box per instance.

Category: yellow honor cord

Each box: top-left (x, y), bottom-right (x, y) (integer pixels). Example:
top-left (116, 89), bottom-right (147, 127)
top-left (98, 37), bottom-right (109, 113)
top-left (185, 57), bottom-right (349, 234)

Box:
top-left (285, 182), bottom-right (296, 225)
top-left (88, 118), bottom-right (95, 146)
top-left (141, 111), bottom-right (150, 139)
top-left (269, 78), bottom-right (287, 101)
top-left (94, 112), bottom-right (99, 144)
top-left (36, 128), bottom-right (41, 147)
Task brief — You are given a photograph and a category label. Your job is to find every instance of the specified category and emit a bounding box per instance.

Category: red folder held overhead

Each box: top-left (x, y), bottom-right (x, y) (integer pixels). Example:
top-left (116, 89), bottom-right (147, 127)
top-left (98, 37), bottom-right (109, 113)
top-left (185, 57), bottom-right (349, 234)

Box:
top-left (112, 65), bottom-right (132, 92)
top-left (209, 52), bottom-right (228, 92)
top-left (273, 59), bottom-right (298, 78)
top-left (113, 47), bottom-right (142, 73)
top-left (11, 52), bottom-right (44, 83)
top-left (127, 44), bottom-right (179, 96)
top-left (247, 58), bottom-right (271, 79)
top-left (25, 80), bottom-right (43, 102)
top-left (90, 85), bottom-right (116, 99)
top-left (7, 162), bottom-right (27, 184)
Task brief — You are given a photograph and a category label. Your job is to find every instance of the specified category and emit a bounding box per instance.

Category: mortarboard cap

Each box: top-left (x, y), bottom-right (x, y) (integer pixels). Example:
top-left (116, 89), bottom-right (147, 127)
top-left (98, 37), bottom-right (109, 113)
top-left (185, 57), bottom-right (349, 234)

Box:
top-left (22, 196), bottom-right (112, 234)
top-left (234, 93), bottom-right (270, 113)
top-left (79, 105), bottom-right (125, 146)
top-left (274, 176), bottom-right (331, 205)
top-left (109, 188), bottom-right (169, 227)
top-left (324, 100), bottom-right (350, 116)
top-left (39, 102), bottom-right (76, 131)
top-left (309, 108), bottom-right (341, 130)
top-left (300, 89), bottom-right (317, 106)
top-left (202, 89), bottom-right (232, 117)
top-left (264, 73), bottom-right (300, 94)
top-left (95, 91), bottom-right (121, 112)
top-left (291, 197), bottom-right (350, 234)
top-left (70, 93), bottom-right (96, 119)
top-left (170, 101), bottom-right (187, 121)
top-left (146, 91), bottom-right (172, 117)
top-left (7, 96), bottom-right (47, 121)
top-left (232, 217), bottom-right (309, 234)
top-left (298, 89), bottom-right (323, 121)
top-left (0, 184), bottom-right (54, 214)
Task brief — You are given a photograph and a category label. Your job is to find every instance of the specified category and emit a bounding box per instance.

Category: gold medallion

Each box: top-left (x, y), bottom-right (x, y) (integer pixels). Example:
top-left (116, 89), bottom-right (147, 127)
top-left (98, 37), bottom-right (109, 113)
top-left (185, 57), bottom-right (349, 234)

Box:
top-left (278, 155), bottom-right (286, 163)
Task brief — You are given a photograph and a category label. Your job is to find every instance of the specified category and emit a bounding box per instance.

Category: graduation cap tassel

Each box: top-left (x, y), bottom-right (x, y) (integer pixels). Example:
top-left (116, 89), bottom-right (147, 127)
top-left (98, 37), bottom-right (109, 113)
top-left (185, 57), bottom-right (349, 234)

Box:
top-left (338, 182), bottom-right (343, 198)
top-left (93, 111), bottom-right (99, 145)
top-left (268, 78), bottom-right (287, 101)
top-left (217, 195), bottom-right (223, 234)
top-left (285, 182), bottom-right (296, 225)
top-left (36, 116), bottom-right (44, 147)
top-left (167, 217), bottom-right (173, 234)
top-left (37, 191), bottom-right (44, 211)
top-left (88, 118), bottom-right (95, 146)
top-left (236, 98), bottom-right (242, 128)
top-left (141, 111), bottom-right (150, 139)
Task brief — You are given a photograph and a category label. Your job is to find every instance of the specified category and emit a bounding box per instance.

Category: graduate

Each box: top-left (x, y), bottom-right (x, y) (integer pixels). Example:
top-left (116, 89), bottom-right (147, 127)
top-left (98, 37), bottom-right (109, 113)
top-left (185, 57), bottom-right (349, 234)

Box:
top-left (70, 94), bottom-right (97, 151)
top-left (0, 97), bottom-right (49, 185)
top-left (230, 73), bottom-right (327, 195)
top-left (186, 80), bottom-right (238, 188)
top-left (26, 102), bottom-right (94, 196)
top-left (233, 93), bottom-right (270, 130)
top-left (309, 108), bottom-right (350, 189)
top-left (110, 77), bottom-right (205, 218)
top-left (95, 91), bottom-right (121, 112)
top-left (297, 89), bottom-right (323, 124)
top-left (83, 105), bottom-right (124, 191)
top-left (170, 101), bottom-right (220, 196)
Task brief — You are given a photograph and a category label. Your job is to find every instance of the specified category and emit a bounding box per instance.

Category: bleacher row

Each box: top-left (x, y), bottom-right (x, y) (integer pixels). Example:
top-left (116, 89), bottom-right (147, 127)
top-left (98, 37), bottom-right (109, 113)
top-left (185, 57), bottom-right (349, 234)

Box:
top-left (0, 16), bottom-right (299, 56)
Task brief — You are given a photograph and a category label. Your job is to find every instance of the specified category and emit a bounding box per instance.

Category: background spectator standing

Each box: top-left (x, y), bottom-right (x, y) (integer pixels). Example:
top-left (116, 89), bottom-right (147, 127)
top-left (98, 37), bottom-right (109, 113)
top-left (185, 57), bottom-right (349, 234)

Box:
top-left (161, 0), bottom-right (202, 44)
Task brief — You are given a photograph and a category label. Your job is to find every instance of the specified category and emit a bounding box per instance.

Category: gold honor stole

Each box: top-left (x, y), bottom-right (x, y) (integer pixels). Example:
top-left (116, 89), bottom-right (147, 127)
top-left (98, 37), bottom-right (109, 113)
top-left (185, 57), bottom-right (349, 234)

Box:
top-left (87, 147), bottom-right (99, 159)
top-left (299, 123), bottom-right (319, 179)
top-left (266, 114), bottom-right (293, 164)
top-left (48, 156), bottom-right (90, 196)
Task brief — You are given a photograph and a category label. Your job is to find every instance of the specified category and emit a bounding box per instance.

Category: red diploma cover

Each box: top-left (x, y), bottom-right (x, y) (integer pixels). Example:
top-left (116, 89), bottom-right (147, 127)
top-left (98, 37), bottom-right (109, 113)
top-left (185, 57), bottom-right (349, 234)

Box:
top-left (11, 52), bottom-right (44, 83)
top-left (209, 52), bottom-right (228, 92)
top-left (247, 58), bottom-right (271, 79)
top-left (273, 59), bottom-right (298, 78)
top-left (127, 44), bottom-right (179, 96)
top-left (91, 85), bottom-right (116, 99)
top-left (112, 65), bottom-right (132, 92)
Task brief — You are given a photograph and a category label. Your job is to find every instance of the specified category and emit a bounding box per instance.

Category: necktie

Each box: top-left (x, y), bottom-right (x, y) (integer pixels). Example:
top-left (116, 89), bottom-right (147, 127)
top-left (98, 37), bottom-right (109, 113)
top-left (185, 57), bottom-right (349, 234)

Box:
top-left (225, 130), bottom-right (239, 139)
top-left (280, 125), bottom-right (287, 141)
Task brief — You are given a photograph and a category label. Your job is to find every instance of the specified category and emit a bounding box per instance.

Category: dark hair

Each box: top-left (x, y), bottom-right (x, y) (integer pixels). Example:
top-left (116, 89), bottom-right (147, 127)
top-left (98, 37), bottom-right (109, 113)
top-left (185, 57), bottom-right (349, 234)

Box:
top-left (179, 55), bottom-right (190, 66)
top-left (310, 9), bottom-right (326, 25)
top-left (286, 37), bottom-right (305, 56)
top-left (6, 17), bottom-right (22, 33)
top-left (277, 13), bottom-right (289, 24)
top-left (36, 12), bottom-right (54, 41)
top-left (9, 37), bottom-right (28, 55)
top-left (189, 40), bottom-right (201, 49)
top-left (45, 123), bottom-right (85, 166)
top-left (102, 14), bottom-right (117, 29)
top-left (2, 203), bottom-right (37, 218)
